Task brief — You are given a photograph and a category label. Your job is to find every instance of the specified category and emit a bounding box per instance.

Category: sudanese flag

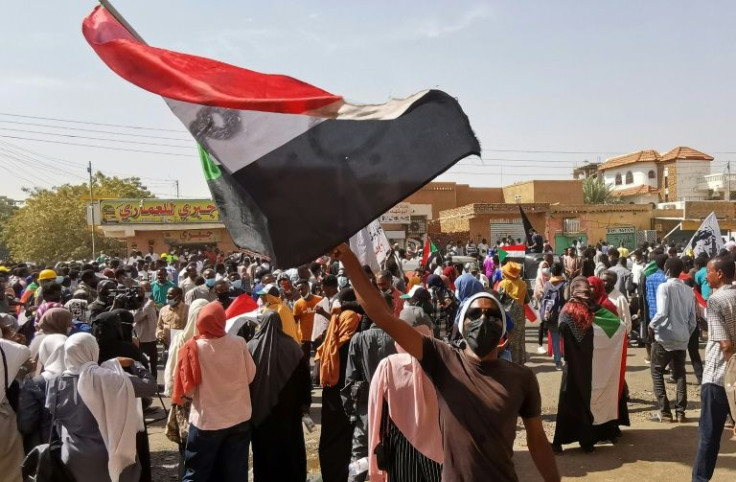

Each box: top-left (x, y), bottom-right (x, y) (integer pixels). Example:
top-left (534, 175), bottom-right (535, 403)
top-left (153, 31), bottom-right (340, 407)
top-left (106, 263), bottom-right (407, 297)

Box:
top-left (82, 6), bottom-right (480, 267)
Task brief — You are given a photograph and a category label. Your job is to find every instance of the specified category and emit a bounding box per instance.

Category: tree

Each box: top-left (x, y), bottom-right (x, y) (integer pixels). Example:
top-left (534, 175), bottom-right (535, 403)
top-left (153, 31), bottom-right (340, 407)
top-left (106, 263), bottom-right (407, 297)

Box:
top-left (0, 196), bottom-right (19, 261)
top-left (582, 176), bottom-right (619, 204)
top-left (3, 172), bottom-right (153, 264)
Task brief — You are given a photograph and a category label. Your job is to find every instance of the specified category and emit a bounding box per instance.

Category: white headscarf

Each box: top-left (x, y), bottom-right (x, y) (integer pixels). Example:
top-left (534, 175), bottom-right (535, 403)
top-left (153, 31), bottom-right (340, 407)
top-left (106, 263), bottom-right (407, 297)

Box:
top-left (67, 333), bottom-right (139, 482)
top-left (0, 339), bottom-right (30, 410)
top-left (63, 332), bottom-right (99, 376)
top-left (456, 292), bottom-right (507, 339)
top-left (38, 334), bottom-right (66, 381)
top-left (163, 298), bottom-right (208, 397)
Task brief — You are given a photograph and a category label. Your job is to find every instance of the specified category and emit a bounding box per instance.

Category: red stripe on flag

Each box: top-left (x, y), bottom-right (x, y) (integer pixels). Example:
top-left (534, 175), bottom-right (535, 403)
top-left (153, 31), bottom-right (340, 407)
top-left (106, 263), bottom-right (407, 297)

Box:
top-left (503, 245), bottom-right (527, 252)
top-left (421, 237), bottom-right (431, 267)
top-left (524, 303), bottom-right (537, 322)
top-left (82, 6), bottom-right (342, 114)
top-left (225, 294), bottom-right (259, 319)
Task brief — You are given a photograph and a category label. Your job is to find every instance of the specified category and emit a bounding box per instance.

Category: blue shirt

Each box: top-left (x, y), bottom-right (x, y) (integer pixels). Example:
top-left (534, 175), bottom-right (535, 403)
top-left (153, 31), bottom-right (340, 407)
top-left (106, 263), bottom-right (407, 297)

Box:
top-left (694, 267), bottom-right (712, 300)
top-left (152, 280), bottom-right (176, 308)
top-left (646, 270), bottom-right (667, 321)
top-left (650, 278), bottom-right (696, 351)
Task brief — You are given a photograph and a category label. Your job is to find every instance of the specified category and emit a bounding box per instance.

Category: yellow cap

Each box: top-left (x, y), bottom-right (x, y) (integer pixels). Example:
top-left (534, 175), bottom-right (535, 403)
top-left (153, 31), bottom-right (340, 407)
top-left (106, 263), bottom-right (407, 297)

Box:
top-left (39, 269), bottom-right (58, 281)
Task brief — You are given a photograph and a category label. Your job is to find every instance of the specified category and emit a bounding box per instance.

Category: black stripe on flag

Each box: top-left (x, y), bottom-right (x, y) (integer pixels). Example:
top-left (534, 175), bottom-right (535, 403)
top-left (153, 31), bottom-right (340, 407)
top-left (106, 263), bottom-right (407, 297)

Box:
top-left (198, 90), bottom-right (479, 267)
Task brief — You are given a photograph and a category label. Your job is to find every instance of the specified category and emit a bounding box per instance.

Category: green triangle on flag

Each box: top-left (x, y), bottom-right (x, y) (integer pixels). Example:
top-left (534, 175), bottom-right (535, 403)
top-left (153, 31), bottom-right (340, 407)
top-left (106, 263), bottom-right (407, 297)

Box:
top-left (594, 307), bottom-right (622, 338)
top-left (498, 248), bottom-right (508, 263)
top-left (430, 242), bottom-right (437, 253)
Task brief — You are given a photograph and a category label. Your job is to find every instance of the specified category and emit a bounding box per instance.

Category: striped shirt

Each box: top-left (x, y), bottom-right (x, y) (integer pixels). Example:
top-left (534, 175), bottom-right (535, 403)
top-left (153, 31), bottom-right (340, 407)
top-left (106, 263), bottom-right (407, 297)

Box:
top-left (702, 285), bottom-right (736, 386)
top-left (646, 270), bottom-right (667, 321)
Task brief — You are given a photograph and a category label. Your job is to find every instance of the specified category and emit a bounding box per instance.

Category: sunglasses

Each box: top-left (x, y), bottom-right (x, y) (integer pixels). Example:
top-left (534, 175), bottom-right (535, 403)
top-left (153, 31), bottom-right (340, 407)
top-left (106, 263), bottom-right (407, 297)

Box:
top-left (465, 307), bottom-right (501, 320)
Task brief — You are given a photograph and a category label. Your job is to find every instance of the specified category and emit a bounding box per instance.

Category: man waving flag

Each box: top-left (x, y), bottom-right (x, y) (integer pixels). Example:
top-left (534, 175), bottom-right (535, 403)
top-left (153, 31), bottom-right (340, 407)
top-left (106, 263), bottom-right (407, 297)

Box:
top-left (82, 5), bottom-right (480, 267)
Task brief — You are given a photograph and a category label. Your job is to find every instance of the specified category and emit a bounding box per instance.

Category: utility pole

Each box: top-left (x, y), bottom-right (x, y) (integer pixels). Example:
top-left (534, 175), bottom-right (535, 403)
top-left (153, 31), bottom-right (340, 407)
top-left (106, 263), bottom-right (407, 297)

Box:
top-left (175, 180), bottom-right (180, 198)
top-left (88, 161), bottom-right (96, 260)
top-left (726, 162), bottom-right (731, 202)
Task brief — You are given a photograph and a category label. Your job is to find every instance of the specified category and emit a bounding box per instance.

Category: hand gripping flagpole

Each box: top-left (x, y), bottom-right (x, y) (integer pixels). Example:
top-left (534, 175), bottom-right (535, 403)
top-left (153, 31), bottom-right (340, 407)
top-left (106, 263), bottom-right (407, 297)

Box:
top-left (98, 0), bottom-right (147, 44)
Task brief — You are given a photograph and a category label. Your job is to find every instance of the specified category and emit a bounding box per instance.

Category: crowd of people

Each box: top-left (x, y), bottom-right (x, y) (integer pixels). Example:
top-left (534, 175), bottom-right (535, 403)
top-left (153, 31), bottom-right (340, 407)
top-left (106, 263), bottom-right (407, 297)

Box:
top-left (0, 232), bottom-right (734, 481)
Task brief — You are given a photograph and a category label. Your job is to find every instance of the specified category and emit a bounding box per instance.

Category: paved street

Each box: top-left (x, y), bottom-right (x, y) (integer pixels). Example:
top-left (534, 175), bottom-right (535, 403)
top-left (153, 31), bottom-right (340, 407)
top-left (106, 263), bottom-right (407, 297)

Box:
top-left (145, 322), bottom-right (736, 480)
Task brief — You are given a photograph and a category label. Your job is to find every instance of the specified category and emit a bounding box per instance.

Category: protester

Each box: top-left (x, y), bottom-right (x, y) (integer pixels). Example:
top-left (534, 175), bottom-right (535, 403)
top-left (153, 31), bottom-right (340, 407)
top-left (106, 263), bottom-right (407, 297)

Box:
top-left (49, 333), bottom-right (156, 482)
top-left (133, 284), bottom-right (159, 371)
top-left (293, 279), bottom-right (323, 364)
top-left (342, 301), bottom-right (397, 482)
top-left (498, 261), bottom-right (529, 364)
top-left (248, 310), bottom-right (311, 481)
top-left (93, 309), bottom-right (147, 368)
top-left (552, 276), bottom-right (628, 452)
top-left (540, 263), bottom-right (567, 369)
top-left (173, 302), bottom-right (257, 481)
top-left (335, 244), bottom-right (560, 481)
top-left (0, 327), bottom-right (31, 482)
top-left (317, 288), bottom-right (363, 482)
top-left (425, 274), bottom-right (457, 338)
top-left (28, 307), bottom-right (73, 358)
top-left (156, 287), bottom-right (189, 349)
top-left (563, 247), bottom-right (582, 279)
top-left (451, 272), bottom-right (484, 340)
top-left (257, 283), bottom-right (301, 343)
top-left (18, 333), bottom-right (65, 452)
top-left (151, 268), bottom-right (175, 309)
top-left (601, 270), bottom-right (632, 334)
top-left (368, 323), bottom-right (442, 482)
top-left (693, 255), bottom-right (736, 480)
top-left (648, 258), bottom-right (696, 423)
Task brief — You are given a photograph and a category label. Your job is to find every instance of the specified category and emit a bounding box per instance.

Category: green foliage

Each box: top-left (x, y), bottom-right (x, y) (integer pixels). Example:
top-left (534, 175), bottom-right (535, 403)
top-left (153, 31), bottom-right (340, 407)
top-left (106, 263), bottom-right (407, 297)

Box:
top-left (3, 172), bottom-right (153, 264)
top-left (582, 176), bottom-right (619, 204)
top-left (0, 196), bottom-right (19, 261)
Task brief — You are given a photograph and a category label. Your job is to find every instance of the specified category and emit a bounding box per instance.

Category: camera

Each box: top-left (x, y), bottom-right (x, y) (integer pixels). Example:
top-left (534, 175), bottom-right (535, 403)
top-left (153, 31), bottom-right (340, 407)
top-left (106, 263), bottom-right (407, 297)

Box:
top-left (110, 287), bottom-right (145, 311)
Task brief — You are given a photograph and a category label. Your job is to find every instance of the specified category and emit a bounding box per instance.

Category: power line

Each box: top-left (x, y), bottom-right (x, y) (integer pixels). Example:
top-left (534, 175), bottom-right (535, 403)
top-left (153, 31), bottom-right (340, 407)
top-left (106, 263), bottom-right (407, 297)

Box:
top-left (0, 127), bottom-right (193, 150)
top-left (0, 120), bottom-right (191, 142)
top-left (0, 112), bottom-right (186, 133)
top-left (0, 134), bottom-right (196, 158)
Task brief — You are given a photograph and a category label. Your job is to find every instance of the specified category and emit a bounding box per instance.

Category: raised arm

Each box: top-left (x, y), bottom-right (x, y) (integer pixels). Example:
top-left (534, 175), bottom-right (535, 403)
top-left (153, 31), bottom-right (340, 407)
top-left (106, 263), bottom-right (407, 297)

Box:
top-left (334, 244), bottom-right (424, 360)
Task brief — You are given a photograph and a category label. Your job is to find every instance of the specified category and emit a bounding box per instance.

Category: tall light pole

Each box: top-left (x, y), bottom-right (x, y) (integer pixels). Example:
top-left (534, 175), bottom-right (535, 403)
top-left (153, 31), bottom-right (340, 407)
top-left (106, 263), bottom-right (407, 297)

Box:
top-left (88, 161), bottom-right (96, 260)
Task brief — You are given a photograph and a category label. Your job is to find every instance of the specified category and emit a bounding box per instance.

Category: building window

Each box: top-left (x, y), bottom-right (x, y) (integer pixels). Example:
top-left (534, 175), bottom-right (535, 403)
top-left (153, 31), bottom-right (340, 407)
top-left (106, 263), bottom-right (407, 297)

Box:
top-left (625, 171), bottom-right (634, 184)
top-left (615, 174), bottom-right (622, 185)
top-left (563, 218), bottom-right (581, 234)
top-left (648, 170), bottom-right (655, 179)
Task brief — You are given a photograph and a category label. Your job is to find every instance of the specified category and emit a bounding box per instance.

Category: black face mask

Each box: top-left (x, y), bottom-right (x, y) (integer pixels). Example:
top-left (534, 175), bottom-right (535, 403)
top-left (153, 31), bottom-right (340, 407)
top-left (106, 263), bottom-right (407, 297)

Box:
top-left (462, 313), bottom-right (504, 359)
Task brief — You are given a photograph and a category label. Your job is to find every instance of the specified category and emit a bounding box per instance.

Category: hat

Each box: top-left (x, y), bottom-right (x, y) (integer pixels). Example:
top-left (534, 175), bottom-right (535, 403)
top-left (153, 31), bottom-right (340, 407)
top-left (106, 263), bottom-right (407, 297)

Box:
top-left (400, 286), bottom-right (431, 303)
top-left (256, 283), bottom-right (280, 297)
top-left (501, 262), bottom-right (521, 279)
top-left (398, 305), bottom-right (433, 330)
top-left (102, 268), bottom-right (115, 278)
top-left (39, 269), bottom-right (58, 281)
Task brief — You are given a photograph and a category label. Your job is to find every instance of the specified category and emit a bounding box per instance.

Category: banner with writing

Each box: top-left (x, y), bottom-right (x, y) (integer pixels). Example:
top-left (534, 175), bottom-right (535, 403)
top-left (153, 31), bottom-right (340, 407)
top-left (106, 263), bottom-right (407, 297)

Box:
top-left (99, 199), bottom-right (220, 224)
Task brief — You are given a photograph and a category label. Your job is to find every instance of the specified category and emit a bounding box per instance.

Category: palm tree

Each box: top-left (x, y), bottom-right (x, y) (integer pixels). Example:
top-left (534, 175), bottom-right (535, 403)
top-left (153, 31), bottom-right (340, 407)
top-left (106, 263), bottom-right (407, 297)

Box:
top-left (582, 176), bottom-right (618, 204)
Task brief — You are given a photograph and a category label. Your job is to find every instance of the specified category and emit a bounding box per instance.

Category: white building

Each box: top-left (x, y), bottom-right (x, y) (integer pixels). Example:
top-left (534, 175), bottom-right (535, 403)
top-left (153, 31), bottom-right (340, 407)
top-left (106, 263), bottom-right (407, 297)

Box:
top-left (599, 146), bottom-right (714, 203)
top-left (599, 150), bottom-right (662, 204)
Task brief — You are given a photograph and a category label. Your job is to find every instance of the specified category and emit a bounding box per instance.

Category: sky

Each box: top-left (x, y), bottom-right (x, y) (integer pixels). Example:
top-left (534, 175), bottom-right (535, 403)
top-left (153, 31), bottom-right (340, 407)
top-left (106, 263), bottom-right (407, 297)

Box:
top-left (1, 1), bottom-right (735, 200)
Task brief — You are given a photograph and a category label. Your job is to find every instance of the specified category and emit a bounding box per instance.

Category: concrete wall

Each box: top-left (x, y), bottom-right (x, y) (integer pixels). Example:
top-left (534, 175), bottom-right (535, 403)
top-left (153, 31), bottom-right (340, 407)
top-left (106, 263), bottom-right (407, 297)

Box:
top-left (502, 180), bottom-right (584, 204)
top-left (675, 160), bottom-right (711, 201)
top-left (603, 162), bottom-right (658, 191)
top-left (403, 182), bottom-right (504, 219)
top-left (547, 205), bottom-right (654, 247)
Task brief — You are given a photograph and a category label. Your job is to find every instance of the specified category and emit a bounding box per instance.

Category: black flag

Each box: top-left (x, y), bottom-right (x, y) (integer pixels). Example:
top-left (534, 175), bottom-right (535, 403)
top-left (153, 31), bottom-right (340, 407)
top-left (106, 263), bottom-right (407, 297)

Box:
top-left (519, 205), bottom-right (535, 247)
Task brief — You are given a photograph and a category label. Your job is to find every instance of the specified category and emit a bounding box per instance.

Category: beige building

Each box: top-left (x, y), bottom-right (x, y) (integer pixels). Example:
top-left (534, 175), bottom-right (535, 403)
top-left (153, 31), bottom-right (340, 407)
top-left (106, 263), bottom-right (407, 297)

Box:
top-left (502, 180), bottom-right (584, 204)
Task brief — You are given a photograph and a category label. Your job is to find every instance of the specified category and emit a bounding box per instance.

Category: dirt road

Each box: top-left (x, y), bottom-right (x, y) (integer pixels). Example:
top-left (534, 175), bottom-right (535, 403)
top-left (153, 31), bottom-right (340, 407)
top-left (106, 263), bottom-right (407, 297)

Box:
top-left (146, 323), bottom-right (736, 480)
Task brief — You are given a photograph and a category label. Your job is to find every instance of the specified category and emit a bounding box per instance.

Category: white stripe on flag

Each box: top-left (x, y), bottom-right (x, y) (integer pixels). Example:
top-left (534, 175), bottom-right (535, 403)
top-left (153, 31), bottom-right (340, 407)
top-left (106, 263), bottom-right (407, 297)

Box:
top-left (590, 323), bottom-right (625, 425)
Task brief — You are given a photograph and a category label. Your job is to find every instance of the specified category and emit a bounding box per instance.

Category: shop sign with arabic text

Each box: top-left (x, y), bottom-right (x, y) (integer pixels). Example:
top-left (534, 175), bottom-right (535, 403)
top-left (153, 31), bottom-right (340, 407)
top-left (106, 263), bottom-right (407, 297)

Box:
top-left (99, 199), bottom-right (220, 224)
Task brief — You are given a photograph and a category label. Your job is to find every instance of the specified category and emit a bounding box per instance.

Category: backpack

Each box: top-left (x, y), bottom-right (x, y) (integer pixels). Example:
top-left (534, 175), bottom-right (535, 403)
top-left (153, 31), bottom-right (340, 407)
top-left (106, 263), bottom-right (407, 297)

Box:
top-left (540, 283), bottom-right (565, 323)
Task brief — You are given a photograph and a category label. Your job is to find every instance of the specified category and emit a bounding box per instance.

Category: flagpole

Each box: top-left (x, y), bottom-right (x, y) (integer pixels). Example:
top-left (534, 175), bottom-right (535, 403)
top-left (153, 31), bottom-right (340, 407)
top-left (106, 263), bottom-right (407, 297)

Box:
top-left (98, 0), bottom-right (147, 44)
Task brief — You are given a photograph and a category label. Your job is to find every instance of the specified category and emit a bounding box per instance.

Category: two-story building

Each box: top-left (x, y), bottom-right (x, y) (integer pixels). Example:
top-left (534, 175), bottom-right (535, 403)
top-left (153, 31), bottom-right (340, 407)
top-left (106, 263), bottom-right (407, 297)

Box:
top-left (598, 146), bottom-right (713, 203)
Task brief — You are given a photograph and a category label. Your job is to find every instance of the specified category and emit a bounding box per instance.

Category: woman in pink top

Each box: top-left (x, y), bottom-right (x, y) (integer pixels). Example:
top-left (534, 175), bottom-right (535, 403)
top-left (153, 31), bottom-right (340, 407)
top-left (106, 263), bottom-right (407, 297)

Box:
top-left (177, 302), bottom-right (257, 482)
top-left (368, 324), bottom-right (443, 482)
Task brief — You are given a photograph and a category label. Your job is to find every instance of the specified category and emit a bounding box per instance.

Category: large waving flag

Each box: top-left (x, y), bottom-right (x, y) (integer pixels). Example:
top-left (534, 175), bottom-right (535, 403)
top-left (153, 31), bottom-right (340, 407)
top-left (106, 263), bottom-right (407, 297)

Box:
top-left (82, 6), bottom-right (480, 267)
top-left (685, 212), bottom-right (723, 259)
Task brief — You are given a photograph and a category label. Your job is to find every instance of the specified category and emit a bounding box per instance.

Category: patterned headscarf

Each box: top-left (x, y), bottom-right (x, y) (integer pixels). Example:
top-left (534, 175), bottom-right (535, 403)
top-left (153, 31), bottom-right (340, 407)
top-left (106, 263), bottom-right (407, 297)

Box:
top-left (560, 276), bottom-right (594, 340)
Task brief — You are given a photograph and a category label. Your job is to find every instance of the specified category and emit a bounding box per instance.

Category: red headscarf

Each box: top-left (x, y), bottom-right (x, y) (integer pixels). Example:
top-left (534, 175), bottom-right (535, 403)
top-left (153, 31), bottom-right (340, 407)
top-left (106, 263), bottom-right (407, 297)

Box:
top-left (560, 276), bottom-right (595, 333)
top-left (587, 276), bottom-right (618, 315)
top-left (172, 302), bottom-right (226, 404)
